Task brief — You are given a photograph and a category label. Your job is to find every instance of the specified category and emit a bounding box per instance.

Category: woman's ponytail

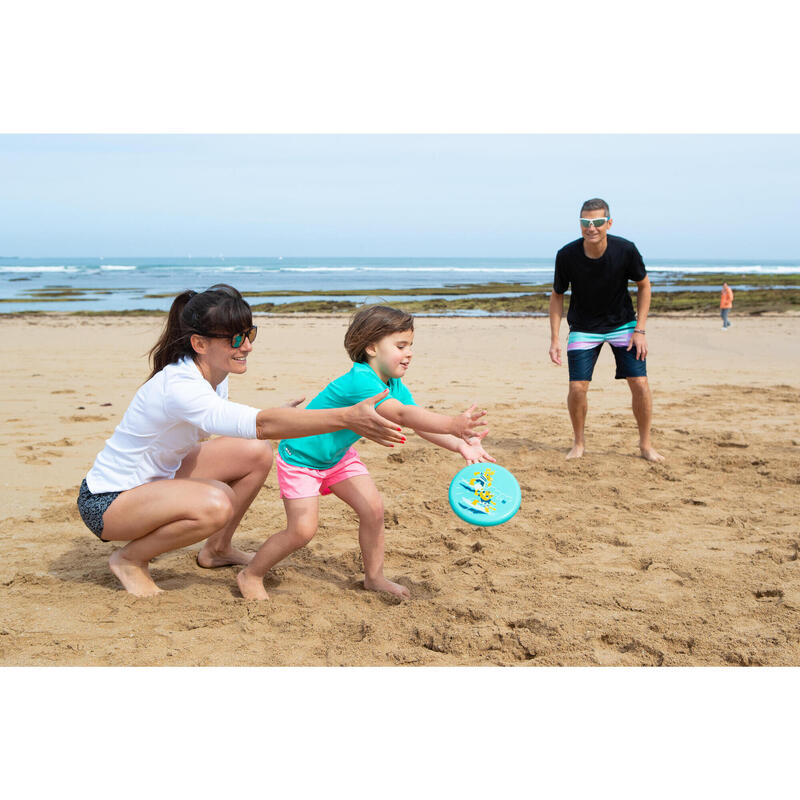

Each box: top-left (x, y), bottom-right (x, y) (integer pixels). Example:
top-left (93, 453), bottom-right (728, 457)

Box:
top-left (147, 290), bottom-right (197, 380)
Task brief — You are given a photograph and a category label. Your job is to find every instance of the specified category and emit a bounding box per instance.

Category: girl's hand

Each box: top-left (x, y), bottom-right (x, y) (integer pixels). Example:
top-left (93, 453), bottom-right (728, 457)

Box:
top-left (450, 404), bottom-right (488, 442)
top-left (282, 396), bottom-right (306, 408)
top-left (457, 431), bottom-right (496, 465)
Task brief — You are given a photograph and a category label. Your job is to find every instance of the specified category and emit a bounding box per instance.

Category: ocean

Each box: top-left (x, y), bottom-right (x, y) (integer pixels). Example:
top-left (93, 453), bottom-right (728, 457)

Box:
top-left (1, 256), bottom-right (799, 314)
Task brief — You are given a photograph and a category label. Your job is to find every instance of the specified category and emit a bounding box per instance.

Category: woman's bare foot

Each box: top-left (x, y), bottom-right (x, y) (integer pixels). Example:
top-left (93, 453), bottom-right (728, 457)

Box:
top-left (566, 443), bottom-right (585, 459)
top-left (237, 568), bottom-right (269, 600)
top-left (109, 550), bottom-right (164, 597)
top-left (196, 545), bottom-right (254, 568)
top-left (364, 575), bottom-right (410, 599)
top-left (640, 446), bottom-right (665, 462)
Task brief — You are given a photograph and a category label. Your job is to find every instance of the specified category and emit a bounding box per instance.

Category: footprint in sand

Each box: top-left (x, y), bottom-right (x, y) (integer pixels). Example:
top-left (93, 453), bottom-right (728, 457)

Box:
top-left (16, 445), bottom-right (62, 465)
top-left (716, 432), bottom-right (749, 448)
top-left (598, 633), bottom-right (665, 666)
top-left (754, 588), bottom-right (784, 603)
top-left (382, 511), bottom-right (400, 527)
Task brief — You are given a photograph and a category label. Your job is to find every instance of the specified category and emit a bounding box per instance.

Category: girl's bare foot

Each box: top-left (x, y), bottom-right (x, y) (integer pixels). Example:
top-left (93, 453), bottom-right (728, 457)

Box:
top-left (109, 550), bottom-right (164, 597)
top-left (640, 446), bottom-right (665, 462)
top-left (197, 546), bottom-right (254, 568)
top-left (237, 568), bottom-right (269, 600)
top-left (364, 575), bottom-right (410, 599)
top-left (566, 443), bottom-right (585, 459)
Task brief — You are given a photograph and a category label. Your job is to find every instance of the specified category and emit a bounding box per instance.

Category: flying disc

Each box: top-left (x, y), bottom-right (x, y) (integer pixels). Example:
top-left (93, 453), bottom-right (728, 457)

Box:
top-left (448, 463), bottom-right (521, 527)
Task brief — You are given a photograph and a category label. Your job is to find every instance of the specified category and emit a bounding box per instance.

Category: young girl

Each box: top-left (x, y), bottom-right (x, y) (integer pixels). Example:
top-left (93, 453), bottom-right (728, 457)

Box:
top-left (237, 305), bottom-right (494, 600)
top-left (76, 285), bottom-right (404, 597)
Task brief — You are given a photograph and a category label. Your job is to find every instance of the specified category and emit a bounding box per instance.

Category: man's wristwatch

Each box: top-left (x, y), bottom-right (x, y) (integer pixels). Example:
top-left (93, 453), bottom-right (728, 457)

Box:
top-left (634, 328), bottom-right (645, 334)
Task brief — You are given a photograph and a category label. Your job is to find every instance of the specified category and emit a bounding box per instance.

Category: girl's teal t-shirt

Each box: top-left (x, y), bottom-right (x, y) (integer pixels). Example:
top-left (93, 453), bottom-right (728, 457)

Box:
top-left (278, 361), bottom-right (416, 469)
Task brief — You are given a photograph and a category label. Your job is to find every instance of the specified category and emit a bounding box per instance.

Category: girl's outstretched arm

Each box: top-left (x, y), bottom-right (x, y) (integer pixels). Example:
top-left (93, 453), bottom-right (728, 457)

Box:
top-left (375, 398), bottom-right (487, 442)
top-left (415, 429), bottom-right (496, 465)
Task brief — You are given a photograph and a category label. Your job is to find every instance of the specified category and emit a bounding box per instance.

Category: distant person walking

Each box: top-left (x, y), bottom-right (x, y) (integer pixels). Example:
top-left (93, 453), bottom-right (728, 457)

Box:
top-left (548, 198), bottom-right (664, 462)
top-left (720, 282), bottom-right (734, 329)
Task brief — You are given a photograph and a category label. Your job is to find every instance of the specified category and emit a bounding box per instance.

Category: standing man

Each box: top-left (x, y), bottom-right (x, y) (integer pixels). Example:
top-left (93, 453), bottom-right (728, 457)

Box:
top-left (548, 198), bottom-right (664, 462)
top-left (720, 282), bottom-right (734, 329)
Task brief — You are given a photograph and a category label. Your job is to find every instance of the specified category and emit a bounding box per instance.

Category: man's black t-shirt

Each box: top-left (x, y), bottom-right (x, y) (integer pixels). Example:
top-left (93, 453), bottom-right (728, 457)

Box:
top-left (553, 234), bottom-right (647, 333)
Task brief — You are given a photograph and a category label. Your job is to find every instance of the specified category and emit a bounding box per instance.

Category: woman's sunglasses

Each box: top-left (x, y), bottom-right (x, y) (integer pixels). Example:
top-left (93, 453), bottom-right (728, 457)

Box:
top-left (201, 326), bottom-right (258, 348)
top-left (580, 217), bottom-right (609, 228)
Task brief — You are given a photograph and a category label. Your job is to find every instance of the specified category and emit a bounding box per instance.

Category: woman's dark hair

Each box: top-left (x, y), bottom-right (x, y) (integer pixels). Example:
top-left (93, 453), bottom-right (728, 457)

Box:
top-left (147, 284), bottom-right (253, 379)
top-left (344, 305), bottom-right (414, 363)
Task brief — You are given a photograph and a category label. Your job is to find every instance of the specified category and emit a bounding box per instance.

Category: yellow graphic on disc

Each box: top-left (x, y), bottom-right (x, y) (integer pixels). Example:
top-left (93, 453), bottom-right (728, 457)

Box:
top-left (458, 468), bottom-right (502, 515)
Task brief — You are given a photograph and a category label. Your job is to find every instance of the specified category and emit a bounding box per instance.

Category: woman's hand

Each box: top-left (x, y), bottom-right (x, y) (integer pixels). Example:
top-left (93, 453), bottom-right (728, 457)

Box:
top-left (457, 430), bottom-right (496, 465)
top-left (282, 396), bottom-right (306, 408)
top-left (449, 404), bottom-right (488, 442)
top-left (344, 390), bottom-right (406, 447)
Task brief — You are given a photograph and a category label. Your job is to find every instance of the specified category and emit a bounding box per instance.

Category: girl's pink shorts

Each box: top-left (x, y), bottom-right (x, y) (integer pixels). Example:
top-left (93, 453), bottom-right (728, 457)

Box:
top-left (275, 447), bottom-right (369, 499)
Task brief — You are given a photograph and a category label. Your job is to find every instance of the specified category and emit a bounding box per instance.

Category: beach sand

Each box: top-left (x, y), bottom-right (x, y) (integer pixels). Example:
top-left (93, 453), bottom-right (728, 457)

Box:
top-left (1, 313), bottom-right (799, 666)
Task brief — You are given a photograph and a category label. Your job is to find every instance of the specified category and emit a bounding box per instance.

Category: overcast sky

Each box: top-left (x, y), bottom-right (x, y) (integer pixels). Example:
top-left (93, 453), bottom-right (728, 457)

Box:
top-left (1, 134), bottom-right (797, 260)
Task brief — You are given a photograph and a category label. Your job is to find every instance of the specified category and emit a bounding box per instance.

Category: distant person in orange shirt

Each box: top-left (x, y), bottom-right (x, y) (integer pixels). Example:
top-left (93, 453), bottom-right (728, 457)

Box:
top-left (720, 282), bottom-right (734, 329)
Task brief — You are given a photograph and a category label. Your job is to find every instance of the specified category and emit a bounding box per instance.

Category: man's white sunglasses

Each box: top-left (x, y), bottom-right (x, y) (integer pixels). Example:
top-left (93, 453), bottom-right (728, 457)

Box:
top-left (580, 217), bottom-right (609, 228)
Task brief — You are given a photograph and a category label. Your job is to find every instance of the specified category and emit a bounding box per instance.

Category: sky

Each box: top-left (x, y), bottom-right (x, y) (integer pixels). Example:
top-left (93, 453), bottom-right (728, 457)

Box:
top-left (1, 134), bottom-right (797, 260)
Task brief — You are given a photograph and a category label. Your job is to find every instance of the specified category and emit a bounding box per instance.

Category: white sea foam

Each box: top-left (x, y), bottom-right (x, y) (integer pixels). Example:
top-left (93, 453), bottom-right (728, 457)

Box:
top-left (0, 266), bottom-right (79, 273)
top-left (279, 267), bottom-right (359, 272)
top-left (277, 267), bottom-right (546, 273)
top-left (99, 265), bottom-right (137, 271)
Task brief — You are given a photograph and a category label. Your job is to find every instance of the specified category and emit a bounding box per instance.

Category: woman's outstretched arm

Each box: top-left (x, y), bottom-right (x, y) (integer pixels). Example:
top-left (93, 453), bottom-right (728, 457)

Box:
top-left (255, 390), bottom-right (405, 446)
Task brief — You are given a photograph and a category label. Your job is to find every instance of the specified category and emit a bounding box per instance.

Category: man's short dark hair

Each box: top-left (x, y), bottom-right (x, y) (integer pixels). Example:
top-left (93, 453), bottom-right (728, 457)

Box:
top-left (580, 198), bottom-right (610, 217)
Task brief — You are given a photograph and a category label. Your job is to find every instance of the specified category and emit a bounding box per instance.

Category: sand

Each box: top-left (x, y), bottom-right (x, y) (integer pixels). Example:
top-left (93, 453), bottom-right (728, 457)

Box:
top-left (1, 312), bottom-right (799, 666)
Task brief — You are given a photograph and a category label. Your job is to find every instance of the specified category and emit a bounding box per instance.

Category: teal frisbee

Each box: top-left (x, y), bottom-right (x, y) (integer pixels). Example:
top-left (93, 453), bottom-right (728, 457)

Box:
top-left (448, 463), bottom-right (521, 526)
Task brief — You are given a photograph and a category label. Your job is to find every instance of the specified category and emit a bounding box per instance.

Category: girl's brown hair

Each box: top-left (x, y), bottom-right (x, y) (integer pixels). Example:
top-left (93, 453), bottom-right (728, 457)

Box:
top-left (344, 305), bottom-right (414, 363)
top-left (147, 284), bottom-right (253, 379)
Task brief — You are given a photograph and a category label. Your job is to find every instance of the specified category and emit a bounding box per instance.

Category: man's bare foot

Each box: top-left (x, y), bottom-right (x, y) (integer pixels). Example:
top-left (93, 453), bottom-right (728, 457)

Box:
top-left (109, 550), bottom-right (164, 597)
top-left (640, 446), bottom-right (665, 463)
top-left (566, 443), bottom-right (585, 460)
top-left (364, 575), bottom-right (410, 599)
top-left (237, 568), bottom-right (269, 600)
top-left (196, 546), bottom-right (254, 568)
